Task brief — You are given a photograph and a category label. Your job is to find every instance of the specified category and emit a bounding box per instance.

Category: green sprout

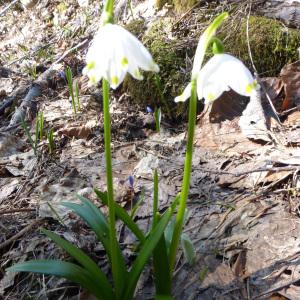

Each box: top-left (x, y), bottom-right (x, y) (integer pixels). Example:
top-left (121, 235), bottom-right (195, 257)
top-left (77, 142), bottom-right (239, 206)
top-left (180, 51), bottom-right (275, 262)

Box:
top-left (47, 128), bottom-right (55, 155)
top-left (21, 117), bottom-right (37, 156)
top-left (154, 107), bottom-right (161, 132)
top-left (65, 66), bottom-right (81, 114)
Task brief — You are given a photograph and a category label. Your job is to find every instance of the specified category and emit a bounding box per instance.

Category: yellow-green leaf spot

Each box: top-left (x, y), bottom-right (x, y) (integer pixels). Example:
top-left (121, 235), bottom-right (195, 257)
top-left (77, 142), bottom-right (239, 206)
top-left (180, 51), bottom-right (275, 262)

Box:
top-left (121, 57), bottom-right (128, 67)
top-left (111, 76), bottom-right (119, 86)
top-left (246, 81), bottom-right (257, 94)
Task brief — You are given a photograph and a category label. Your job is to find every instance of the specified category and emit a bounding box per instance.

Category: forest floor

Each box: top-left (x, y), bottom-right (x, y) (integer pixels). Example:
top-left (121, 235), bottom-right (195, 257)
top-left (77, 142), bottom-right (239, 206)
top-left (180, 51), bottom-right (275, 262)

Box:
top-left (1, 0), bottom-right (300, 299)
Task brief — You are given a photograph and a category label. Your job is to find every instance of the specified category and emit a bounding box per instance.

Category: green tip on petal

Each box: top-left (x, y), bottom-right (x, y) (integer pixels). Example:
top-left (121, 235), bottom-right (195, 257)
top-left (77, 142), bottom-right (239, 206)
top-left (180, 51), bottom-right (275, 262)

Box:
top-left (134, 69), bottom-right (143, 80)
top-left (150, 61), bottom-right (160, 73)
top-left (89, 75), bottom-right (97, 85)
top-left (246, 81), bottom-right (257, 94)
top-left (87, 61), bottom-right (96, 70)
top-left (207, 92), bottom-right (215, 102)
top-left (111, 76), bottom-right (119, 86)
top-left (121, 57), bottom-right (128, 67)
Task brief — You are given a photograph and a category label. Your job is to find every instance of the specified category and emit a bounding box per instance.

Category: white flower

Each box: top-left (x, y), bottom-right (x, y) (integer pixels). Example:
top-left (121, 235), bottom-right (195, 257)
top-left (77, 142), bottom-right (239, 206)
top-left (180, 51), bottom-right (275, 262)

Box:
top-left (175, 54), bottom-right (257, 104)
top-left (83, 24), bottom-right (159, 88)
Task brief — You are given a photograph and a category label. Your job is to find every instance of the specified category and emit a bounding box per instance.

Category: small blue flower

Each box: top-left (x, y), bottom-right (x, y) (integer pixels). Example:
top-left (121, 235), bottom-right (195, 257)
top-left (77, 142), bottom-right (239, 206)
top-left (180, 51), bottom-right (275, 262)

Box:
top-left (128, 175), bottom-right (134, 188)
top-left (146, 106), bottom-right (153, 114)
top-left (58, 70), bottom-right (65, 79)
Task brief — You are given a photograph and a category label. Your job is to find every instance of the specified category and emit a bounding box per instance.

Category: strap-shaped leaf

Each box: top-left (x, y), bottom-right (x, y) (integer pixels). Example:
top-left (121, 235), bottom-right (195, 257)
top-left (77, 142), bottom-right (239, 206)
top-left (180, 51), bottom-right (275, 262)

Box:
top-left (62, 196), bottom-right (128, 292)
top-left (181, 233), bottom-right (196, 266)
top-left (94, 188), bottom-right (145, 242)
top-left (124, 207), bottom-right (173, 300)
top-left (153, 229), bottom-right (171, 295)
top-left (61, 199), bottom-right (110, 252)
top-left (7, 260), bottom-right (110, 300)
top-left (41, 229), bottom-right (114, 299)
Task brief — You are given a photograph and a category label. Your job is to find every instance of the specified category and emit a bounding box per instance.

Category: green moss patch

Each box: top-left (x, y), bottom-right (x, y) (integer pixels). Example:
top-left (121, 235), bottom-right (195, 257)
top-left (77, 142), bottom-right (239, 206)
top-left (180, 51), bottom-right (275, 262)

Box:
top-left (172, 0), bottom-right (198, 12)
top-left (222, 16), bottom-right (300, 76)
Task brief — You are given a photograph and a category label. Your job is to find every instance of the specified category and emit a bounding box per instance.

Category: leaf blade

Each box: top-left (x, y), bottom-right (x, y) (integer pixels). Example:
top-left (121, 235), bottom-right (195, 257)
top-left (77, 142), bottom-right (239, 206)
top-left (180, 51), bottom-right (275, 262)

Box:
top-left (7, 260), bottom-right (110, 300)
top-left (41, 229), bottom-right (114, 298)
top-left (94, 188), bottom-right (145, 242)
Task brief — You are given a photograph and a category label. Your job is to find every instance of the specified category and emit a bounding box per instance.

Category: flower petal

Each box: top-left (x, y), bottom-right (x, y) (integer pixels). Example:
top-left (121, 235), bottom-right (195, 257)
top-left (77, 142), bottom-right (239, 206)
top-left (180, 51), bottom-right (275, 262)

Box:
top-left (196, 54), bottom-right (256, 102)
top-left (174, 83), bottom-right (192, 102)
top-left (83, 23), bottom-right (158, 87)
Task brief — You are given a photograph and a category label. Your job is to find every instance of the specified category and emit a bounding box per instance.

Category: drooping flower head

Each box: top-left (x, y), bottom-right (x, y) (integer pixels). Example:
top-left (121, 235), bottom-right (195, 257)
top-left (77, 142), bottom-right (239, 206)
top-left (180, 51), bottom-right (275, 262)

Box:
top-left (192, 12), bottom-right (229, 78)
top-left (175, 54), bottom-right (258, 103)
top-left (174, 12), bottom-right (257, 104)
top-left (83, 24), bottom-right (159, 88)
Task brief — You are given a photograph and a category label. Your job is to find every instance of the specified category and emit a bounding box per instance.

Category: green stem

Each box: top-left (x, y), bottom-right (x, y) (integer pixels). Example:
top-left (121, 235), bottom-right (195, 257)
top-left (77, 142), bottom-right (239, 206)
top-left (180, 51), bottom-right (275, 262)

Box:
top-left (102, 79), bottom-right (119, 293)
top-left (103, 0), bottom-right (114, 23)
top-left (168, 78), bottom-right (197, 273)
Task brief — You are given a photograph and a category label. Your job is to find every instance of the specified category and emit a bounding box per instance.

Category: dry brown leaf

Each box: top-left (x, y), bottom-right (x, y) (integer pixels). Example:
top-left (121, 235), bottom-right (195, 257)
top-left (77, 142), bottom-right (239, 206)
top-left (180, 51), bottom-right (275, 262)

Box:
top-left (195, 90), bottom-right (268, 154)
top-left (59, 124), bottom-right (92, 139)
top-left (280, 60), bottom-right (300, 110)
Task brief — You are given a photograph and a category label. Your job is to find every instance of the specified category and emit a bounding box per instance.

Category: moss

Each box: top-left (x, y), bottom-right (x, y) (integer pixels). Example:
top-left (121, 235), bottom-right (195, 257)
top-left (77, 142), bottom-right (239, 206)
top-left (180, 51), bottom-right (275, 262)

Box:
top-left (221, 16), bottom-right (300, 76)
top-left (173, 0), bottom-right (198, 12)
top-left (123, 19), bottom-right (191, 120)
top-left (155, 0), bottom-right (169, 10)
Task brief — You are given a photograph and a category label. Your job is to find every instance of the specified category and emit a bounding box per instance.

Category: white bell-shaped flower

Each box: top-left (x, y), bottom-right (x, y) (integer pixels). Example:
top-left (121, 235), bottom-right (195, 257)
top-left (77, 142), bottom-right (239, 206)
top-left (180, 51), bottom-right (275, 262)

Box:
top-left (83, 24), bottom-right (159, 88)
top-left (175, 54), bottom-right (257, 103)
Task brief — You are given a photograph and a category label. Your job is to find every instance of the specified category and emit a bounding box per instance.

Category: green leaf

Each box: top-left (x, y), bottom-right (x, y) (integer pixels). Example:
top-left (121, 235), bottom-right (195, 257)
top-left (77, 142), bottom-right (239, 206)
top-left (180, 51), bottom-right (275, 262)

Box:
top-left (124, 207), bottom-right (173, 300)
top-left (41, 229), bottom-right (114, 299)
top-left (7, 260), bottom-right (109, 300)
top-left (94, 188), bottom-right (145, 242)
top-left (199, 266), bottom-right (209, 282)
top-left (61, 197), bottom-right (110, 253)
top-left (154, 296), bottom-right (173, 300)
top-left (181, 233), bottom-right (196, 266)
top-left (153, 220), bottom-right (172, 296)
top-left (63, 196), bottom-right (128, 293)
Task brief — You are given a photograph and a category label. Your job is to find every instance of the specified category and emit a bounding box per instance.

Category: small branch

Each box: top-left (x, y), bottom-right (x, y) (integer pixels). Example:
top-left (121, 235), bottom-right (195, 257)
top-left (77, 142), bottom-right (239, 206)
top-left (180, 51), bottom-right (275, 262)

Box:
top-left (51, 39), bottom-right (88, 67)
top-left (0, 219), bottom-right (42, 250)
top-left (0, 0), bottom-right (18, 17)
top-left (0, 208), bottom-right (35, 215)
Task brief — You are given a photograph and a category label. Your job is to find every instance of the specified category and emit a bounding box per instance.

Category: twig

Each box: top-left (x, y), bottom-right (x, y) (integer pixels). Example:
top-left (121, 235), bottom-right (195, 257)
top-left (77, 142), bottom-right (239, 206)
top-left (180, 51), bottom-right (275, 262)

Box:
top-left (51, 39), bottom-right (88, 67)
top-left (0, 0), bottom-right (18, 17)
top-left (252, 278), bottom-right (300, 299)
top-left (0, 208), bottom-right (35, 215)
top-left (5, 41), bottom-right (56, 67)
top-left (0, 219), bottom-right (42, 250)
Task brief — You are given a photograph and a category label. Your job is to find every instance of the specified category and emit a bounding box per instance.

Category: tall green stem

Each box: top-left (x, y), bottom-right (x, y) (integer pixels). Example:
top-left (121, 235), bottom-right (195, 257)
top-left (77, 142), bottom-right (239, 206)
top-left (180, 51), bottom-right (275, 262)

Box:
top-left (169, 78), bottom-right (197, 273)
top-left (103, 0), bottom-right (114, 24)
top-left (102, 79), bottom-right (119, 293)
